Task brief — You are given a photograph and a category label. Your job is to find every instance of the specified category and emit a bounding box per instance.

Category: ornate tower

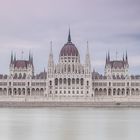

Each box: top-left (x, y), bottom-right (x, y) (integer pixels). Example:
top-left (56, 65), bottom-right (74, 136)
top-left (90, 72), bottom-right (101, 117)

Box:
top-left (9, 51), bottom-right (34, 79)
top-left (47, 42), bottom-right (54, 78)
top-left (85, 41), bottom-right (91, 74)
top-left (46, 42), bottom-right (55, 97)
top-left (104, 51), bottom-right (129, 78)
top-left (84, 42), bottom-right (92, 97)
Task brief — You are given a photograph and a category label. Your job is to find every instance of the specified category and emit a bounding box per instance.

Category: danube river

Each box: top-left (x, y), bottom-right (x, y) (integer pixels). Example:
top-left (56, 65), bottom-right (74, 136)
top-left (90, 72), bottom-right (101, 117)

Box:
top-left (0, 107), bottom-right (140, 140)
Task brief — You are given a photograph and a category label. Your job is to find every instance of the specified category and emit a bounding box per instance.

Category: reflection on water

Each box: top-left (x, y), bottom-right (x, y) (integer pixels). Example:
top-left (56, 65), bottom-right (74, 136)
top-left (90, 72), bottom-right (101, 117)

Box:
top-left (0, 107), bottom-right (140, 140)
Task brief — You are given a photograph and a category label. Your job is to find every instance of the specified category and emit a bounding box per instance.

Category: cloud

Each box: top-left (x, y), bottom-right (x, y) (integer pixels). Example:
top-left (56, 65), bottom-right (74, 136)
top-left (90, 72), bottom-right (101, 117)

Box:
top-left (0, 0), bottom-right (140, 74)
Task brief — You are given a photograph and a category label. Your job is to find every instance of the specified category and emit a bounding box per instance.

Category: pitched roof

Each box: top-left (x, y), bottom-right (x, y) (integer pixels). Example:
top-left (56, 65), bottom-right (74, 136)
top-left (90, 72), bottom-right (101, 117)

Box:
top-left (14, 60), bottom-right (33, 68)
top-left (108, 60), bottom-right (127, 69)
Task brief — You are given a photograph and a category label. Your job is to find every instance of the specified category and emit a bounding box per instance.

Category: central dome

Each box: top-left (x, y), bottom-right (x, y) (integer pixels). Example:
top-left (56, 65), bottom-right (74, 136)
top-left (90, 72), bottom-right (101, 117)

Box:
top-left (60, 30), bottom-right (79, 56)
top-left (60, 42), bottom-right (79, 56)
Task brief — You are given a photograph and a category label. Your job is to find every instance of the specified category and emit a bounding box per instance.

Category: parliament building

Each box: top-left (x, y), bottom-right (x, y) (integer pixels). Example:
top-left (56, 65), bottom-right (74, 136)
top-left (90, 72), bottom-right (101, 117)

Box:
top-left (0, 31), bottom-right (140, 100)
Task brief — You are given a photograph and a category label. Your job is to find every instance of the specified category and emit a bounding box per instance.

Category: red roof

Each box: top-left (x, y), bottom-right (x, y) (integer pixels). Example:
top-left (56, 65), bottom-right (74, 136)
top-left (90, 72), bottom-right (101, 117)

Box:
top-left (60, 42), bottom-right (79, 56)
top-left (14, 60), bottom-right (32, 68)
top-left (109, 61), bottom-right (127, 69)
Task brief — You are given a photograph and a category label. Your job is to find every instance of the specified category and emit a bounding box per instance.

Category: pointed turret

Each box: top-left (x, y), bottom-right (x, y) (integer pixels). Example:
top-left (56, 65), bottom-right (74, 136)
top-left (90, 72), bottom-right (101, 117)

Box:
top-left (50, 41), bottom-right (53, 55)
top-left (123, 53), bottom-right (124, 61)
top-left (49, 41), bottom-right (53, 59)
top-left (10, 51), bottom-right (13, 64)
top-left (29, 51), bottom-right (31, 62)
top-left (47, 41), bottom-right (54, 76)
top-left (93, 68), bottom-right (96, 74)
top-left (28, 51), bottom-right (33, 66)
top-left (43, 68), bottom-right (46, 79)
top-left (85, 41), bottom-right (91, 74)
top-left (31, 54), bottom-right (33, 65)
top-left (13, 53), bottom-right (16, 67)
top-left (68, 28), bottom-right (71, 43)
top-left (108, 51), bottom-right (110, 62)
top-left (106, 53), bottom-right (108, 64)
top-left (126, 51), bottom-right (128, 63)
top-left (85, 41), bottom-right (90, 64)
top-left (14, 53), bottom-right (16, 62)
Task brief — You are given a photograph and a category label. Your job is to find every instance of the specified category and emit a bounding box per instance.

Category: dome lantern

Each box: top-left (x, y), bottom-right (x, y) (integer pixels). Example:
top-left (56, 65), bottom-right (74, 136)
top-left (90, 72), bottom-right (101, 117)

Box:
top-left (60, 30), bottom-right (79, 57)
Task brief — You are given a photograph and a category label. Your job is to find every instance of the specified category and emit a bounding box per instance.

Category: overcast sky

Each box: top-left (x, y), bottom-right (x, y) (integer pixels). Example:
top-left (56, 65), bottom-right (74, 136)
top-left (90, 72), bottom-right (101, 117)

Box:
top-left (0, 0), bottom-right (140, 75)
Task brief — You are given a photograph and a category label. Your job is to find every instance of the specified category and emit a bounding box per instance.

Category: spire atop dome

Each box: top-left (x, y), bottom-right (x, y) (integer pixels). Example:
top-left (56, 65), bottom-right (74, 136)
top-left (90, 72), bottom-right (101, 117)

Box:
top-left (60, 29), bottom-right (79, 57)
top-left (68, 28), bottom-right (71, 42)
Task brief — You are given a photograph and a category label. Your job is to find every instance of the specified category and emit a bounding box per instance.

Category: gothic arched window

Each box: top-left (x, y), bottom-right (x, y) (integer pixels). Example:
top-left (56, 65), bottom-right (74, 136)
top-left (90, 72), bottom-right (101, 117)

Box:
top-left (59, 78), bottom-right (62, 85)
top-left (55, 78), bottom-right (58, 86)
top-left (72, 78), bottom-right (75, 84)
top-left (50, 81), bottom-right (52, 86)
top-left (87, 81), bottom-right (89, 86)
top-left (19, 73), bottom-right (22, 79)
top-left (81, 78), bottom-right (84, 86)
top-left (68, 78), bottom-right (71, 86)
top-left (64, 78), bottom-right (66, 84)
top-left (73, 64), bottom-right (74, 72)
top-left (68, 65), bottom-right (70, 73)
top-left (76, 78), bottom-right (79, 84)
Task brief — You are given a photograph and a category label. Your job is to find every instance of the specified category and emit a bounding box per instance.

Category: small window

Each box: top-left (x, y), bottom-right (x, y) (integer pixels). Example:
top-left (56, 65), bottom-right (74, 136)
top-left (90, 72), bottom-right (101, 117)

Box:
top-left (87, 81), bottom-right (89, 86)
top-left (9, 82), bottom-right (11, 86)
top-left (50, 81), bottom-right (52, 86)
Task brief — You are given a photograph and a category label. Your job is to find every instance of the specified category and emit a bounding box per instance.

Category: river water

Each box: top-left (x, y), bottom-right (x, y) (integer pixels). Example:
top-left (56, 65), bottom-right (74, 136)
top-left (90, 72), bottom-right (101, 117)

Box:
top-left (0, 107), bottom-right (140, 140)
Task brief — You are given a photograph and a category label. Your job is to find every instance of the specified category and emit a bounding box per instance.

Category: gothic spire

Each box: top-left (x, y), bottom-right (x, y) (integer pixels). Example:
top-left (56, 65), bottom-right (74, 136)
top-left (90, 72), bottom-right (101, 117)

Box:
top-left (126, 51), bottom-right (128, 63)
top-left (48, 41), bottom-right (54, 66)
top-left (85, 41), bottom-right (91, 73)
top-left (123, 53), bottom-right (124, 61)
top-left (50, 41), bottom-right (53, 54)
top-left (14, 53), bottom-right (16, 62)
top-left (86, 41), bottom-right (89, 54)
top-left (29, 51), bottom-right (31, 62)
top-left (31, 54), bottom-right (33, 65)
top-left (47, 41), bottom-right (54, 76)
top-left (85, 41), bottom-right (90, 64)
top-left (11, 51), bottom-right (13, 64)
top-left (13, 53), bottom-right (16, 67)
top-left (106, 53), bottom-right (108, 64)
top-left (108, 51), bottom-right (110, 61)
top-left (68, 28), bottom-right (71, 42)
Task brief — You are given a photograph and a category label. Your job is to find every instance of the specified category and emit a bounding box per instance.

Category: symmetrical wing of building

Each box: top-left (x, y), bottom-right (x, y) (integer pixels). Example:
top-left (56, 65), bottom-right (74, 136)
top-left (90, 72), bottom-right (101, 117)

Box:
top-left (0, 31), bottom-right (140, 100)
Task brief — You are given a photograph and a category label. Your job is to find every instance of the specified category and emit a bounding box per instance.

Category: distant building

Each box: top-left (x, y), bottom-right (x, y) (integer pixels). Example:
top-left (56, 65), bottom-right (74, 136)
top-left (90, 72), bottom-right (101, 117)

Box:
top-left (0, 30), bottom-right (140, 99)
top-left (104, 52), bottom-right (129, 78)
top-left (47, 30), bottom-right (92, 98)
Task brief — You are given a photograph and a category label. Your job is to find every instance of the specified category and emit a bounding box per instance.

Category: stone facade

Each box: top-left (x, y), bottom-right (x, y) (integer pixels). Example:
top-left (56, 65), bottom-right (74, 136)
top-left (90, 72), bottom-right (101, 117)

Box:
top-left (0, 31), bottom-right (140, 100)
